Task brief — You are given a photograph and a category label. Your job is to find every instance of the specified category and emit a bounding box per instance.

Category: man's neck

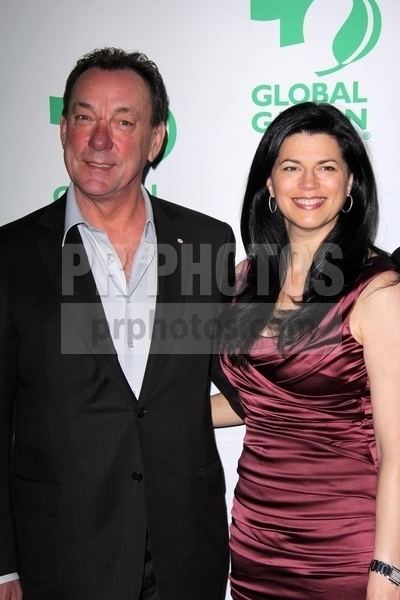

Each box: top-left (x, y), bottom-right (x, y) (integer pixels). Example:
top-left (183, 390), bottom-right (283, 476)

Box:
top-left (75, 186), bottom-right (146, 235)
top-left (75, 186), bottom-right (148, 281)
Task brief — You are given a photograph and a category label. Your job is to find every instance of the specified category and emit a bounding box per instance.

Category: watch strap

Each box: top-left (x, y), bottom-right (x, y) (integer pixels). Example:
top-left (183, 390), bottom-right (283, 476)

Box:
top-left (369, 559), bottom-right (400, 586)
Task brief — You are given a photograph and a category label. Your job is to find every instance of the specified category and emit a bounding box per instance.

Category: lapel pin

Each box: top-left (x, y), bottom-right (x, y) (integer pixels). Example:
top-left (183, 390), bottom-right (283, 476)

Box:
top-left (177, 238), bottom-right (183, 244)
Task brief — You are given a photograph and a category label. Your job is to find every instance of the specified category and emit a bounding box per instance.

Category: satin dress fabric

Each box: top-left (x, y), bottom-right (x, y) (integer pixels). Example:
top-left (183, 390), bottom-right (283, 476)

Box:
top-left (221, 258), bottom-right (396, 600)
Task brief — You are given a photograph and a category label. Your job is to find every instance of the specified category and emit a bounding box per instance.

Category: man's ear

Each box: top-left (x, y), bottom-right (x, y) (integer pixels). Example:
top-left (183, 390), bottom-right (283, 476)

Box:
top-left (148, 122), bottom-right (166, 163)
top-left (60, 117), bottom-right (67, 148)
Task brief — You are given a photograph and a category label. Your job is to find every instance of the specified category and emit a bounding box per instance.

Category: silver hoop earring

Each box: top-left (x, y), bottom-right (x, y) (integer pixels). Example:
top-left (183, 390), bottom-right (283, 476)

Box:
top-left (342, 194), bottom-right (353, 214)
top-left (268, 195), bottom-right (277, 214)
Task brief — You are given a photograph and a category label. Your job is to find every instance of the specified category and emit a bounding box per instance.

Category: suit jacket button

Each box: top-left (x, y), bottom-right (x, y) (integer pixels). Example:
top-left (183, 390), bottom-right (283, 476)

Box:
top-left (137, 407), bottom-right (148, 418)
top-left (132, 471), bottom-right (143, 482)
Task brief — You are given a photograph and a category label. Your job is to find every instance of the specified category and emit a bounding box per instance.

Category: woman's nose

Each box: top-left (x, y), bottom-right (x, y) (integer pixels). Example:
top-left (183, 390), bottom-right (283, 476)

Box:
top-left (299, 169), bottom-right (318, 189)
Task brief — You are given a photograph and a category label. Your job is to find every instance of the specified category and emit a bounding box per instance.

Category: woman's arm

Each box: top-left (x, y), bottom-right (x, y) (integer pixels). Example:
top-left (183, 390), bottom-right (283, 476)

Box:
top-left (211, 259), bottom-right (247, 428)
top-left (211, 393), bottom-right (244, 428)
top-left (352, 271), bottom-right (400, 599)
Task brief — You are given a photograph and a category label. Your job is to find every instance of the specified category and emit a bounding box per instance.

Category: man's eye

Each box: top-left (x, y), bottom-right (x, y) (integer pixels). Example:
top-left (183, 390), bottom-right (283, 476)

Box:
top-left (119, 120), bottom-right (134, 127)
top-left (76, 114), bottom-right (90, 121)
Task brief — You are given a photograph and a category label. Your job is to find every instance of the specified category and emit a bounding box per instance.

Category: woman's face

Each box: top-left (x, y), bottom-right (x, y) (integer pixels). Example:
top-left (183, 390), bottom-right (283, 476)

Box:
top-left (267, 132), bottom-right (353, 242)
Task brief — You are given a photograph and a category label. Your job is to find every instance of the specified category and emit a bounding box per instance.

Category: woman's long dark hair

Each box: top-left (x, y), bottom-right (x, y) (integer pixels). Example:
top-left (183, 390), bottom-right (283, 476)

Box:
top-left (222, 102), bottom-right (380, 362)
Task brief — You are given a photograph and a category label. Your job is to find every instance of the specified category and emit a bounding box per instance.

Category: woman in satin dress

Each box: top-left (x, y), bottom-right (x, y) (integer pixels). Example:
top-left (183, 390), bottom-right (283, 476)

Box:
top-left (213, 102), bottom-right (400, 600)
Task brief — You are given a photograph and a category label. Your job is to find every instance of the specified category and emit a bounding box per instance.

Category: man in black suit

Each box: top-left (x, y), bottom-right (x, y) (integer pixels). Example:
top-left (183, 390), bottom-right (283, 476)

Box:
top-left (0, 47), bottom-right (241, 600)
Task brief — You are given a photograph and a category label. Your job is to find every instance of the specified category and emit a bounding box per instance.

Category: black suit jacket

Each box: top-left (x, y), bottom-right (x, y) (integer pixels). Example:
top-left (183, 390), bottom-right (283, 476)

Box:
top-left (0, 193), bottom-right (242, 600)
top-left (392, 246), bottom-right (400, 266)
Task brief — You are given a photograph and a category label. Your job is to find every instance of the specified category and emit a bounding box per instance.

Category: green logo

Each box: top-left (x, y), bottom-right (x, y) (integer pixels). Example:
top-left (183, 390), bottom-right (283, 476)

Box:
top-left (250, 0), bottom-right (382, 76)
top-left (49, 96), bottom-right (177, 158)
top-left (163, 110), bottom-right (177, 159)
top-left (49, 96), bottom-right (64, 125)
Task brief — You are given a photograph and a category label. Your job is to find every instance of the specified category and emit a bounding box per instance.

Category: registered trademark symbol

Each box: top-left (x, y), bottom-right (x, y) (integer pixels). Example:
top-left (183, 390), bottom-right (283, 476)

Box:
top-left (362, 131), bottom-right (371, 140)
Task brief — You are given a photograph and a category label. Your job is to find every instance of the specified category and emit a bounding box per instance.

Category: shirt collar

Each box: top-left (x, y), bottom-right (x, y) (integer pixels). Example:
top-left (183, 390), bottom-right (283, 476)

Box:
top-left (62, 184), bottom-right (155, 246)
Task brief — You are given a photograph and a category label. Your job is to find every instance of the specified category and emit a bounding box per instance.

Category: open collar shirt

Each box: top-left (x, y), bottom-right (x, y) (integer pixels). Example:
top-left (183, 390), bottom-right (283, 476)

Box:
top-left (63, 184), bottom-right (158, 399)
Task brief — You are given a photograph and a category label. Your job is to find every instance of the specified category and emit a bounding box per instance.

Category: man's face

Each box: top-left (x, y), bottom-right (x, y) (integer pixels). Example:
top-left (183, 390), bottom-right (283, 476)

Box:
top-left (60, 67), bottom-right (165, 204)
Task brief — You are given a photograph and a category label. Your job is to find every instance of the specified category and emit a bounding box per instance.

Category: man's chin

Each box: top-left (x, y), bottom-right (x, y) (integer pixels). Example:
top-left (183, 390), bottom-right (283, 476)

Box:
top-left (73, 184), bottom-right (118, 204)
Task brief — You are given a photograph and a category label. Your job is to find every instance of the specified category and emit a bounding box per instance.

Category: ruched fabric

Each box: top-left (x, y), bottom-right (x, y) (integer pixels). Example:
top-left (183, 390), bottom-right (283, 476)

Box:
top-left (221, 257), bottom-right (395, 599)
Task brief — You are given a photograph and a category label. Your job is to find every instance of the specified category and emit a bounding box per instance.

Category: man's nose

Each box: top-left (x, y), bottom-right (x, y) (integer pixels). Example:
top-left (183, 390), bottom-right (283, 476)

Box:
top-left (89, 122), bottom-right (113, 151)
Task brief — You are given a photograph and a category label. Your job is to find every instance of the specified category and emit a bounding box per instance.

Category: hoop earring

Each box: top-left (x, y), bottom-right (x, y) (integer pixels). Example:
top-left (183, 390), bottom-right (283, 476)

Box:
top-left (268, 195), bottom-right (277, 214)
top-left (342, 194), bottom-right (353, 214)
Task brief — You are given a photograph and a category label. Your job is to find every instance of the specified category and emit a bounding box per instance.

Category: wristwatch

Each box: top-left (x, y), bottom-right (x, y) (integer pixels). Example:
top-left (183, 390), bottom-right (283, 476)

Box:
top-left (369, 559), bottom-right (400, 586)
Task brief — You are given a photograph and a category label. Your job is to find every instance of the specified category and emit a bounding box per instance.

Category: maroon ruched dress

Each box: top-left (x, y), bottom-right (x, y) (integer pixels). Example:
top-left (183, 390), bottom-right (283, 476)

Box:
top-left (221, 258), bottom-right (395, 600)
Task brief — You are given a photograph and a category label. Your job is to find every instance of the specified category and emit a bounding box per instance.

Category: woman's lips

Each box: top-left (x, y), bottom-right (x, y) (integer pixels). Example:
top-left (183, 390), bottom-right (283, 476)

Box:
top-left (292, 197), bottom-right (325, 209)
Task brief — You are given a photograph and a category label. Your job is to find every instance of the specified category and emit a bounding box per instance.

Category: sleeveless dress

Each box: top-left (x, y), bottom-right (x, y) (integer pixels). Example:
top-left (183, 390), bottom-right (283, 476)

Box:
top-left (221, 257), bottom-right (396, 600)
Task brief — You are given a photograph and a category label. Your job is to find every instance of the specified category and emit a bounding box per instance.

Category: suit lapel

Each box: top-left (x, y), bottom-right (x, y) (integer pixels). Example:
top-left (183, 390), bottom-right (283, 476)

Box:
top-left (36, 195), bottom-right (135, 401)
top-left (138, 196), bottom-right (185, 403)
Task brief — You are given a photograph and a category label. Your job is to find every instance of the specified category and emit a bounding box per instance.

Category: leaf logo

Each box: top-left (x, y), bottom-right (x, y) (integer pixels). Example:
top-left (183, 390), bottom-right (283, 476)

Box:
top-left (250, 0), bottom-right (382, 77)
top-left (316, 0), bottom-right (382, 76)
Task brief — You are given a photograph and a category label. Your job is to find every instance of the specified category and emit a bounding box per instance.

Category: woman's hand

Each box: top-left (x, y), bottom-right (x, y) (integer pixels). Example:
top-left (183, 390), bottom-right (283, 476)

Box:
top-left (366, 570), bottom-right (400, 599)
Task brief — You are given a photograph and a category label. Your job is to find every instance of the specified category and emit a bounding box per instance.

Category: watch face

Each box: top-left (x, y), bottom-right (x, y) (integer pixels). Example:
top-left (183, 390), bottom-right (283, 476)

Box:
top-left (392, 570), bottom-right (400, 585)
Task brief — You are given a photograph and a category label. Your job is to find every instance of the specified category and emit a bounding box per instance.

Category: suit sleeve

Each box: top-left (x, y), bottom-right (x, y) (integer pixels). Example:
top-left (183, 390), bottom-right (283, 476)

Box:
top-left (210, 224), bottom-right (245, 419)
top-left (392, 247), bottom-right (400, 267)
top-left (0, 275), bottom-right (18, 575)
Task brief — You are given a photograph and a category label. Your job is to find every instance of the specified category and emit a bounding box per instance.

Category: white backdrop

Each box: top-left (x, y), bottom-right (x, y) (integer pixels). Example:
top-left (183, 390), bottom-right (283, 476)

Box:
top-left (1, 1), bottom-right (399, 596)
